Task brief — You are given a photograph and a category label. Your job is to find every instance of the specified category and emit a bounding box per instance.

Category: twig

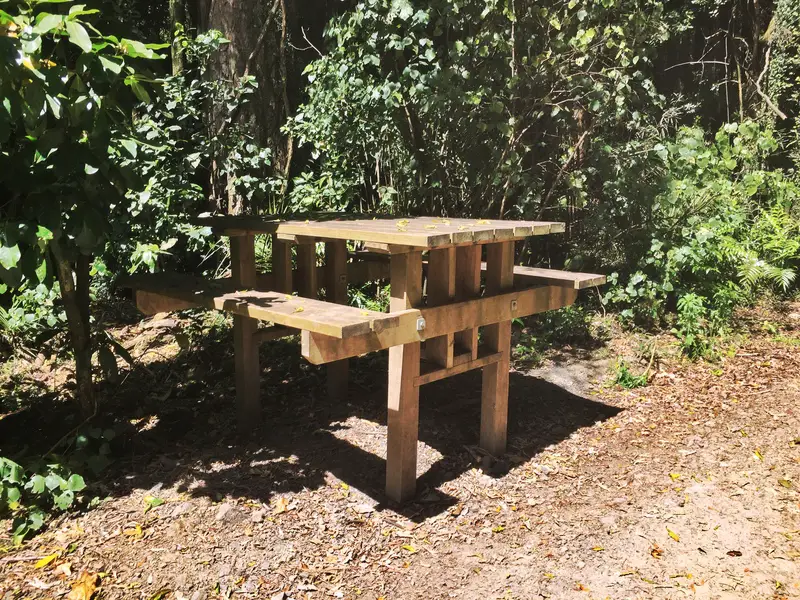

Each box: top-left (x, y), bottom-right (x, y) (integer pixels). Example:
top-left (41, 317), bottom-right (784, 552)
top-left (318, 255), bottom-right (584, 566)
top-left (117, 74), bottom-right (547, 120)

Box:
top-left (0, 555), bottom-right (48, 563)
top-left (643, 339), bottom-right (657, 380)
top-left (538, 130), bottom-right (589, 218)
top-left (42, 406), bottom-right (97, 459)
top-left (755, 46), bottom-right (788, 120)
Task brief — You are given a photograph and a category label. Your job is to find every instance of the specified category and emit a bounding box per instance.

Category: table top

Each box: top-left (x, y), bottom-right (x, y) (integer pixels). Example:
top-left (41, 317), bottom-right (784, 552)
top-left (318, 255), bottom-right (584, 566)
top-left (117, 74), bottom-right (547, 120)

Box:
top-left (195, 215), bottom-right (565, 248)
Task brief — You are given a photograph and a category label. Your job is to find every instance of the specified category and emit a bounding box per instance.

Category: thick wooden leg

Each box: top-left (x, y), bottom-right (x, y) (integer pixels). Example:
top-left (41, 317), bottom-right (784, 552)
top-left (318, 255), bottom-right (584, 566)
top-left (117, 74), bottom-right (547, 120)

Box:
top-left (480, 241), bottom-right (514, 455)
top-left (272, 234), bottom-right (293, 293)
top-left (386, 250), bottom-right (422, 503)
top-left (296, 242), bottom-right (318, 298)
top-left (455, 245), bottom-right (481, 360)
top-left (325, 240), bottom-right (349, 401)
top-left (426, 247), bottom-right (456, 368)
top-left (231, 235), bottom-right (260, 430)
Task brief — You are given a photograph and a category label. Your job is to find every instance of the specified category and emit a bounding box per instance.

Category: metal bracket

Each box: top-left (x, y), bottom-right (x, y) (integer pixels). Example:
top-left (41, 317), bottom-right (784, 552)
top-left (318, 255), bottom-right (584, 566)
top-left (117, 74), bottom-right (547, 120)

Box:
top-left (416, 317), bottom-right (427, 332)
top-left (510, 300), bottom-right (518, 313)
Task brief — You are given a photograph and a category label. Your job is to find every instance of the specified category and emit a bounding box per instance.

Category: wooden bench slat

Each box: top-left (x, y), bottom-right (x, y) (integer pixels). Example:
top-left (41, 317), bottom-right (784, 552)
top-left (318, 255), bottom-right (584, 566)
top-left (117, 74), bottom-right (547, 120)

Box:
top-left (123, 273), bottom-right (399, 339)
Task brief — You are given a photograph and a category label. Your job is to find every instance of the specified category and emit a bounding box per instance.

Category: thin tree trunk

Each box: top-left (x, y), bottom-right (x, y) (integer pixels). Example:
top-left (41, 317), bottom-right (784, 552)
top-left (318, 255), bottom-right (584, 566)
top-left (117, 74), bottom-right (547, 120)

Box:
top-left (51, 242), bottom-right (95, 416)
top-left (169, 0), bottom-right (185, 75)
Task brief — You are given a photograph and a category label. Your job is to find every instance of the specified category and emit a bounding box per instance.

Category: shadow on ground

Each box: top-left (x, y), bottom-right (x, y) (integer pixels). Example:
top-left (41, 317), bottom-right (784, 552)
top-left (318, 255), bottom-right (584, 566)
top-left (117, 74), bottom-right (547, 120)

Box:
top-left (0, 321), bottom-right (621, 522)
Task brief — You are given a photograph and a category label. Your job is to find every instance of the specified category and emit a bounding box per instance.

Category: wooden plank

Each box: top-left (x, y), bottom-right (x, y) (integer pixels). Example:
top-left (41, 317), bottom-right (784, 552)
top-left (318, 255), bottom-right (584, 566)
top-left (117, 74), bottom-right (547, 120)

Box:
top-left (253, 325), bottom-right (296, 344)
top-left (253, 259), bottom-right (389, 293)
top-left (135, 289), bottom-right (196, 314)
top-left (126, 273), bottom-right (403, 339)
top-left (296, 242), bottom-right (318, 299)
top-left (231, 235), bottom-right (260, 431)
top-left (301, 285), bottom-right (577, 364)
top-left (386, 250), bottom-right (423, 503)
top-left (272, 235), bottom-right (293, 293)
top-left (480, 241), bottom-right (515, 456)
top-left (511, 266), bottom-right (606, 289)
top-left (454, 245), bottom-right (481, 360)
top-left (425, 247), bottom-right (456, 368)
top-left (192, 215), bottom-right (280, 236)
top-left (415, 351), bottom-right (503, 386)
top-left (325, 240), bottom-right (349, 402)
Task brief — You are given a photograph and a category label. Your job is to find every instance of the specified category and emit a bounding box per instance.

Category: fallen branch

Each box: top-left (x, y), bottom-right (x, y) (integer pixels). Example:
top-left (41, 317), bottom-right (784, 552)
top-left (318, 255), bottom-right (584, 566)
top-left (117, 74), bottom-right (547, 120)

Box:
top-left (756, 47), bottom-right (788, 120)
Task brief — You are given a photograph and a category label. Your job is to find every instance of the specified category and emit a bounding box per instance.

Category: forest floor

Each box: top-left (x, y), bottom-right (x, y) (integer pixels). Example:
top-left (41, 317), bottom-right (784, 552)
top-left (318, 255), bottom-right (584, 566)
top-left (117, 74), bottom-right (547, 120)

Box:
top-left (1, 301), bottom-right (799, 600)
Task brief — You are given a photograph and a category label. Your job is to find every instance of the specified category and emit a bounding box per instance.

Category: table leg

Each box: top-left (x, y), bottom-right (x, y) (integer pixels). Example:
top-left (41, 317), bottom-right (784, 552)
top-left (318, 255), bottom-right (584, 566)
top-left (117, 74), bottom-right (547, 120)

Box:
top-left (480, 241), bottom-right (515, 455)
top-left (386, 250), bottom-right (422, 503)
top-left (272, 234), bottom-right (293, 293)
top-left (455, 245), bottom-right (481, 360)
top-left (426, 247), bottom-right (456, 368)
top-left (231, 235), bottom-right (260, 431)
top-left (325, 240), bottom-right (349, 401)
top-left (296, 241), bottom-right (318, 298)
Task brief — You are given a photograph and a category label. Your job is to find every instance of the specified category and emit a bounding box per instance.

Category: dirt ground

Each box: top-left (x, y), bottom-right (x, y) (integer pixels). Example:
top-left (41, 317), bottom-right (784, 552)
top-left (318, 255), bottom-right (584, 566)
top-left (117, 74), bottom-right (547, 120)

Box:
top-left (1, 303), bottom-right (799, 600)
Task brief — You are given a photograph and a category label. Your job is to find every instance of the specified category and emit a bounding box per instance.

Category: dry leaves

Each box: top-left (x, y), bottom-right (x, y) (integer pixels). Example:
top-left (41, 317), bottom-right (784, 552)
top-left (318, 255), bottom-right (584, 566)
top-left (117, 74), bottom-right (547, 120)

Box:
top-left (67, 571), bottom-right (99, 600)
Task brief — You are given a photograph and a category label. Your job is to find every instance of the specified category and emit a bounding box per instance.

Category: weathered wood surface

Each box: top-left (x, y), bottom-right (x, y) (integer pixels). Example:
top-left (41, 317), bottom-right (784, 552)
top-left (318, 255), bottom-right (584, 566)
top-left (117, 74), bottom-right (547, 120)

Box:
top-left (386, 251), bottom-right (423, 503)
top-left (231, 235), bottom-right (260, 431)
top-left (125, 272), bottom-right (401, 339)
top-left (416, 350), bottom-right (503, 386)
top-left (194, 216), bottom-right (565, 249)
top-left (301, 285), bottom-right (578, 364)
top-left (325, 240), bottom-right (350, 401)
top-left (480, 241), bottom-right (515, 456)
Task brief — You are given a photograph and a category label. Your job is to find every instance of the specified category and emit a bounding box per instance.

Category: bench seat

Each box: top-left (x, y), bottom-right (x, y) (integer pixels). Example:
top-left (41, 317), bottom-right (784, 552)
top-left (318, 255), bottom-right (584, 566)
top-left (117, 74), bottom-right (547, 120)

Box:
top-left (122, 273), bottom-right (404, 339)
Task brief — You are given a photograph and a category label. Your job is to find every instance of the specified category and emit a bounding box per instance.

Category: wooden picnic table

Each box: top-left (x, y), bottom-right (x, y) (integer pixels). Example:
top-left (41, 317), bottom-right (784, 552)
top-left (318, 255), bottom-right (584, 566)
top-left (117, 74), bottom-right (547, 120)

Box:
top-left (126, 215), bottom-right (604, 503)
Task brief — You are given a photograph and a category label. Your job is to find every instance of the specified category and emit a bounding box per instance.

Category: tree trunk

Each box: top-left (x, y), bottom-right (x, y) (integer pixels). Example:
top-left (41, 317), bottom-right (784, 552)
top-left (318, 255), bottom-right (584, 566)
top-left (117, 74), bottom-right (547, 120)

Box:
top-left (51, 242), bottom-right (95, 416)
top-left (169, 0), bottom-right (186, 75)
top-left (767, 0), bottom-right (800, 168)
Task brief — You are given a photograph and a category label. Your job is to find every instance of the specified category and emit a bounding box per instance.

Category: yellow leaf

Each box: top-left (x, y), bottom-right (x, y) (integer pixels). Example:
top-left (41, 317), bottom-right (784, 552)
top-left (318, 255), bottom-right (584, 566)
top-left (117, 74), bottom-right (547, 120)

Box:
top-left (492, 525), bottom-right (505, 533)
top-left (340, 482), bottom-right (349, 490)
top-left (543, 573), bottom-right (555, 579)
top-left (778, 478), bottom-right (793, 489)
top-left (669, 473), bottom-right (681, 481)
top-left (591, 546), bottom-right (604, 552)
top-left (667, 527), bottom-right (680, 542)
top-left (67, 571), bottom-right (99, 600)
top-left (361, 311), bottom-right (371, 316)
top-left (293, 306), bottom-right (304, 313)
top-left (123, 524), bottom-right (143, 539)
top-left (272, 496), bottom-right (290, 514)
top-left (424, 224), bottom-right (437, 230)
top-left (35, 553), bottom-right (59, 569)
top-left (575, 583), bottom-right (589, 591)
top-left (402, 544), bottom-right (417, 553)
top-left (754, 449), bottom-right (764, 461)
top-left (475, 219), bottom-right (492, 225)
top-left (618, 570), bottom-right (636, 576)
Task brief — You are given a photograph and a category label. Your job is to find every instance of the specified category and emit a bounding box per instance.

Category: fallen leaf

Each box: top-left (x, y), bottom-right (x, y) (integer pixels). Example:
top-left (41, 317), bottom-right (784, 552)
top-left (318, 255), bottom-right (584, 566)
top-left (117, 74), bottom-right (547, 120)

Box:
top-left (492, 525), bottom-right (505, 533)
top-left (667, 527), bottom-right (680, 542)
top-left (273, 496), bottom-right (291, 515)
top-left (726, 550), bottom-right (742, 557)
top-left (143, 495), bottom-right (165, 513)
top-left (55, 562), bottom-right (73, 578)
top-left (754, 448), bottom-right (764, 461)
top-left (592, 546), bottom-right (604, 552)
top-left (123, 523), bottom-right (143, 539)
top-left (778, 478), bottom-right (793, 489)
top-left (575, 583), bottom-right (589, 591)
top-left (34, 553), bottom-right (59, 569)
top-left (149, 589), bottom-right (171, 600)
top-left (423, 224), bottom-right (437, 230)
top-left (402, 544), bottom-right (417, 553)
top-left (650, 543), bottom-right (664, 559)
top-left (67, 571), bottom-right (99, 600)
top-left (669, 473), bottom-right (682, 481)
top-left (293, 306), bottom-right (304, 313)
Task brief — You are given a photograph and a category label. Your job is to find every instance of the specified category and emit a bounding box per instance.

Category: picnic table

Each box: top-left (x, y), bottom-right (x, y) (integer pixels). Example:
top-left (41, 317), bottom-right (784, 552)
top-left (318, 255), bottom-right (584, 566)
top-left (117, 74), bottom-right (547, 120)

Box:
top-left (126, 215), bottom-right (605, 502)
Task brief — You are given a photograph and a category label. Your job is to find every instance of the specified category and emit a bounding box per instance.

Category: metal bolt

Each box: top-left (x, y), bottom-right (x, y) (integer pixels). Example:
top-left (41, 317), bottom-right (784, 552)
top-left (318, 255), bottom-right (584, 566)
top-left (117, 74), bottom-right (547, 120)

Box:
top-left (511, 300), bottom-right (518, 312)
top-left (338, 274), bottom-right (347, 283)
top-left (416, 317), bottom-right (427, 331)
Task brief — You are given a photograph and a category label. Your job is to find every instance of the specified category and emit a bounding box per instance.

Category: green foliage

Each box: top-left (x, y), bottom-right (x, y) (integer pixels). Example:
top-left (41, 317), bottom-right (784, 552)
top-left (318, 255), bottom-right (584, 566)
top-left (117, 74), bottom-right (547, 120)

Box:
top-left (0, 426), bottom-right (115, 544)
top-left (613, 361), bottom-right (648, 388)
top-left (512, 305), bottom-right (594, 365)
top-left (0, 284), bottom-right (65, 350)
top-left (288, 0), bottom-right (680, 218)
top-left (0, 0), bottom-right (164, 291)
top-left (604, 121), bottom-right (800, 338)
top-left (672, 293), bottom-right (713, 359)
top-left (1, 457), bottom-right (86, 545)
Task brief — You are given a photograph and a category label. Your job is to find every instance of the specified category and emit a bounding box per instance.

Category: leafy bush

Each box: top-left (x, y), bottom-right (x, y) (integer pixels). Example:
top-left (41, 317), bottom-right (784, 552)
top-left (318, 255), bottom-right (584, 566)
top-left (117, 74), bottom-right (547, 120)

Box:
top-left (604, 121), bottom-right (800, 344)
top-left (613, 361), bottom-right (648, 389)
top-left (1, 458), bottom-right (86, 545)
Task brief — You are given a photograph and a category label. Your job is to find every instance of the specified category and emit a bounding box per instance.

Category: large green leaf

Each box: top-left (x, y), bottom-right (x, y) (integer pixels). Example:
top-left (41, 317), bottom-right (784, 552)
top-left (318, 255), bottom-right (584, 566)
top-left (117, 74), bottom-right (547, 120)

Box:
top-left (32, 13), bottom-right (63, 35)
top-left (65, 20), bottom-right (92, 52)
top-left (0, 244), bottom-right (21, 270)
